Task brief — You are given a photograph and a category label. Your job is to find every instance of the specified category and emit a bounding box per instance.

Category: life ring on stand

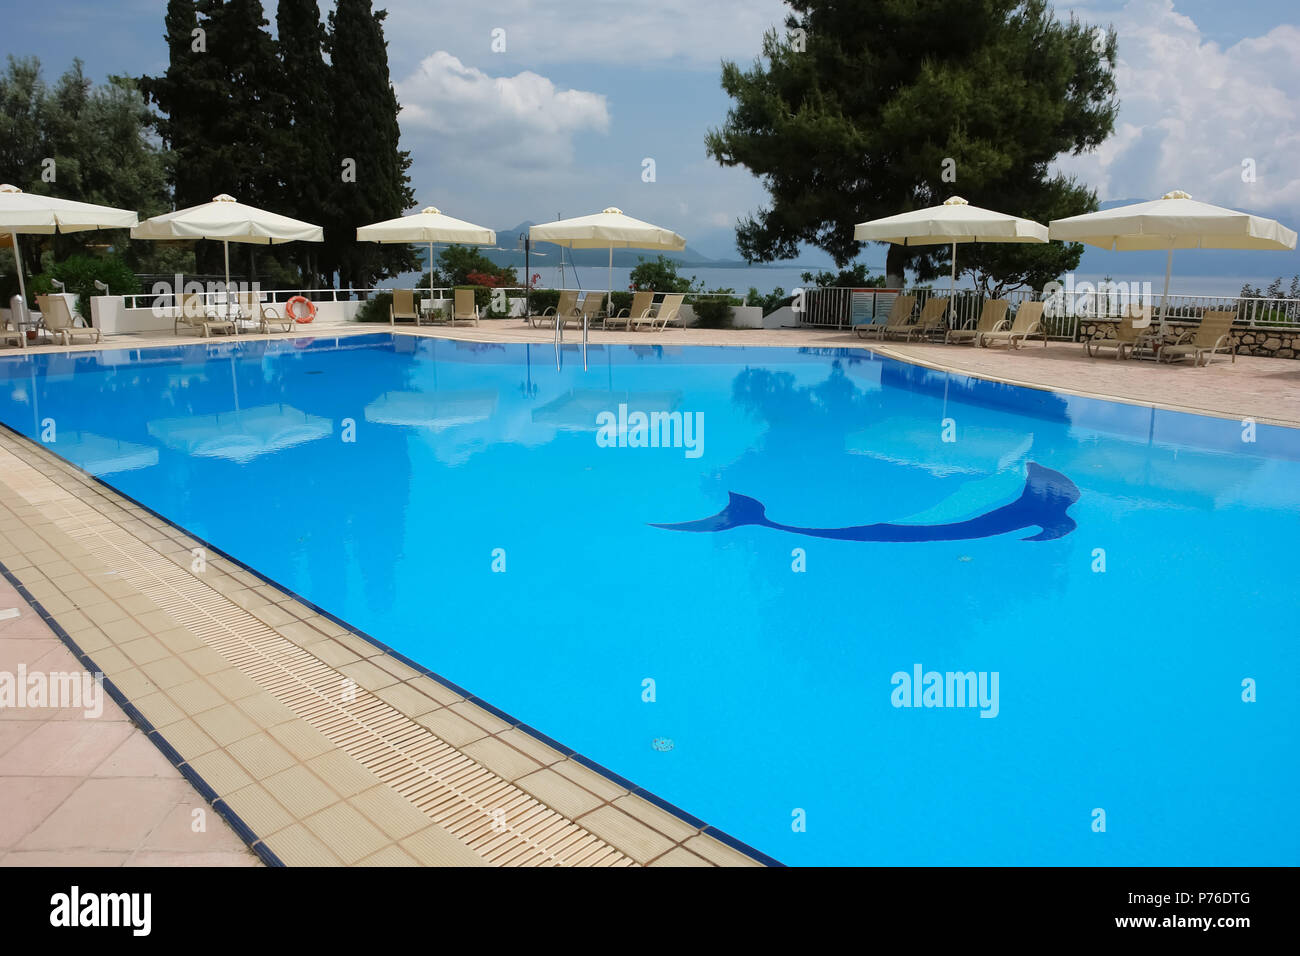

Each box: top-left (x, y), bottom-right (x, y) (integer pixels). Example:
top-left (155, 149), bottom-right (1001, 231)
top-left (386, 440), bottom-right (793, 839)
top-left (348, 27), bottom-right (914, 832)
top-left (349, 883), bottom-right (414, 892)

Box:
top-left (286, 296), bottom-right (317, 324)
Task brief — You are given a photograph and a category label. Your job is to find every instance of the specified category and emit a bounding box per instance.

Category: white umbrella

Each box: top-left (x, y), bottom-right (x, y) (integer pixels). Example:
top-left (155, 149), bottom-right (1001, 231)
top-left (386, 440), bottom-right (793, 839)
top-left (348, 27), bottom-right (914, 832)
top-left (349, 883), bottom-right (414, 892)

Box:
top-left (1049, 190), bottom-right (1298, 331)
top-left (0, 183), bottom-right (138, 324)
top-left (530, 207), bottom-right (686, 306)
top-left (853, 196), bottom-right (1048, 309)
top-left (132, 194), bottom-right (323, 328)
top-left (357, 205), bottom-right (495, 321)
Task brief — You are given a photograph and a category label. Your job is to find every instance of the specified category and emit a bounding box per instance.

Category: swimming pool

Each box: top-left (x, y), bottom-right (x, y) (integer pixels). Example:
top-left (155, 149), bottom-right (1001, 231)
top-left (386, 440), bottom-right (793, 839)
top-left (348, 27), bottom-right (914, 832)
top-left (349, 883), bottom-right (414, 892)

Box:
top-left (1, 333), bottom-right (1296, 866)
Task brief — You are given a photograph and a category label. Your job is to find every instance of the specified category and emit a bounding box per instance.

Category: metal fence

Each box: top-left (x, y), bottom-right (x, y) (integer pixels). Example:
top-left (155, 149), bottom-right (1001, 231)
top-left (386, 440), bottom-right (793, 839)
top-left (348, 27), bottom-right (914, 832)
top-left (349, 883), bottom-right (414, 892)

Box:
top-left (798, 285), bottom-right (1300, 339)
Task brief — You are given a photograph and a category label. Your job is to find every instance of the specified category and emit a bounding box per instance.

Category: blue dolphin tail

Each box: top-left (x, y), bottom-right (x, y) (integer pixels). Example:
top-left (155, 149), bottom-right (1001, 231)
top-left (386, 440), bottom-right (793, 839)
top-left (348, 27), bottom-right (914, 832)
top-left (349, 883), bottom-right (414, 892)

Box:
top-left (649, 492), bottom-right (769, 532)
top-left (1018, 462), bottom-right (1080, 541)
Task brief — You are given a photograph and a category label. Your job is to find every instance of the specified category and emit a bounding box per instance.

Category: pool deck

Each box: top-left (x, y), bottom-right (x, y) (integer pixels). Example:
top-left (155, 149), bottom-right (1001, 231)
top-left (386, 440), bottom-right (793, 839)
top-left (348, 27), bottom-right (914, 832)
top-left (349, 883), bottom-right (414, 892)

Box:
top-left (1, 320), bottom-right (1296, 867)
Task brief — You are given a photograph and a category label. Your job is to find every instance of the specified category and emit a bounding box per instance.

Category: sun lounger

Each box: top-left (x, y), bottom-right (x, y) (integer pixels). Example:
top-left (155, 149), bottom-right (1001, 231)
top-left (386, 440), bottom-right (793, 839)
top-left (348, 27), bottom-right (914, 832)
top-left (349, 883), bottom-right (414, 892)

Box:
top-left (635, 293), bottom-right (684, 331)
top-left (856, 294), bottom-right (917, 340)
top-left (980, 300), bottom-right (1046, 349)
top-left (1085, 304), bottom-right (1149, 359)
top-left (450, 288), bottom-right (480, 326)
top-left (605, 291), bottom-right (654, 330)
top-left (390, 288), bottom-right (419, 325)
top-left (37, 295), bottom-right (102, 346)
top-left (176, 292), bottom-right (235, 337)
top-left (1158, 310), bottom-right (1236, 365)
top-left (529, 290), bottom-right (579, 329)
top-left (900, 297), bottom-right (950, 342)
top-left (946, 298), bottom-right (1008, 345)
top-left (576, 292), bottom-right (606, 328)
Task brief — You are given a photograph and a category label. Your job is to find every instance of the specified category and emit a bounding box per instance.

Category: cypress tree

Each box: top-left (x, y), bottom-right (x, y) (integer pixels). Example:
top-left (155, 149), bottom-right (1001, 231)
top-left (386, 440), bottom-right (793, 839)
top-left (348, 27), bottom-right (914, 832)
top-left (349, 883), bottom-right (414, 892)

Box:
top-left (276, 0), bottom-right (332, 285)
top-left (324, 0), bottom-right (417, 290)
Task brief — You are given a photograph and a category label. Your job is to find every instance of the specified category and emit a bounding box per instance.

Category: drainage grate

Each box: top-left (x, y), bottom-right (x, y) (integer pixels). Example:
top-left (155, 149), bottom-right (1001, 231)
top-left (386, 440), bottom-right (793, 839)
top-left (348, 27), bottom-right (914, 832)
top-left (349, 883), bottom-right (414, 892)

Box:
top-left (0, 441), bottom-right (633, 867)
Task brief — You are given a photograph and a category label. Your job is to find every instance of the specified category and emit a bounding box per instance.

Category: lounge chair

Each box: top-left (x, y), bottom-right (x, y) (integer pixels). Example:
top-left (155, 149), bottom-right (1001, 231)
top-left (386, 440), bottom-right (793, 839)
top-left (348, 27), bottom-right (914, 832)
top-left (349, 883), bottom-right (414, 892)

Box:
top-left (234, 292), bottom-right (289, 334)
top-left (946, 299), bottom-right (1008, 345)
top-left (637, 293), bottom-right (684, 331)
top-left (856, 295), bottom-right (917, 340)
top-left (4, 295), bottom-right (29, 348)
top-left (605, 291), bottom-right (654, 330)
top-left (1158, 310), bottom-right (1236, 366)
top-left (390, 289), bottom-right (419, 325)
top-left (901, 297), bottom-right (950, 342)
top-left (529, 290), bottom-right (579, 329)
top-left (575, 292), bottom-right (606, 329)
top-left (1085, 304), bottom-right (1149, 359)
top-left (36, 295), bottom-right (102, 346)
top-left (980, 301), bottom-right (1046, 349)
top-left (176, 292), bottom-right (236, 338)
top-left (450, 288), bottom-right (479, 327)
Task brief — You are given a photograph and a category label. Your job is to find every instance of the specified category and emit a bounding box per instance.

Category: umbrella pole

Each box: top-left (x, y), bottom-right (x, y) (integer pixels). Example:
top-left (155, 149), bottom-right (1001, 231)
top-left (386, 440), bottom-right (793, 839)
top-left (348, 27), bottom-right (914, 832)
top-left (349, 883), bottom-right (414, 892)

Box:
top-left (223, 239), bottom-right (235, 334)
top-left (1158, 245), bottom-right (1173, 335)
top-left (10, 231), bottom-right (28, 328)
top-left (949, 241), bottom-right (957, 326)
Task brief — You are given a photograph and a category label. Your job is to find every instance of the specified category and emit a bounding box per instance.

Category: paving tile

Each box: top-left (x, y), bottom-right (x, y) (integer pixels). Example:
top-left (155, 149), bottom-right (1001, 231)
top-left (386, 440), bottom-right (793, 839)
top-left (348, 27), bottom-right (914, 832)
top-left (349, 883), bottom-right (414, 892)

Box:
top-left (0, 719), bottom-right (133, 776)
top-left (399, 826), bottom-right (486, 867)
top-left (302, 802), bottom-right (390, 864)
top-left (0, 776), bottom-right (82, 849)
top-left (348, 785), bottom-right (435, 841)
top-left (613, 794), bottom-right (701, 843)
top-left (222, 783), bottom-right (296, 837)
top-left (647, 846), bottom-right (713, 867)
top-left (19, 777), bottom-right (190, 851)
top-left (262, 823), bottom-right (343, 867)
top-left (192, 704), bottom-right (260, 748)
top-left (684, 833), bottom-right (766, 867)
top-left (263, 765), bottom-right (340, 817)
top-left (226, 733), bottom-right (296, 780)
top-left (572, 806), bottom-right (673, 865)
top-left (460, 736), bottom-right (543, 782)
top-left (414, 707), bottom-right (488, 747)
top-left (515, 768), bottom-right (605, 819)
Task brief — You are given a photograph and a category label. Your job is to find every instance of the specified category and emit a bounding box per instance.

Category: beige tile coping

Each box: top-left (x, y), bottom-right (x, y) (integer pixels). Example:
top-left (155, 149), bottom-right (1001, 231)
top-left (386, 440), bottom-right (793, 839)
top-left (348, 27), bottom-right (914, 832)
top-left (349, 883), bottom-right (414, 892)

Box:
top-left (0, 428), bottom-right (769, 867)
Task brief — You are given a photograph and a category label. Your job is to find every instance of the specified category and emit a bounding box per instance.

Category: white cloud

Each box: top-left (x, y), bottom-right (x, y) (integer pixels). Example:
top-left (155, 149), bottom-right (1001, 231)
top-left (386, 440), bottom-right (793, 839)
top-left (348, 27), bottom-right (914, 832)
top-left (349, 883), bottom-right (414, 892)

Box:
top-left (1055, 0), bottom-right (1300, 217)
top-left (396, 52), bottom-right (609, 169)
top-left (383, 0), bottom-right (788, 71)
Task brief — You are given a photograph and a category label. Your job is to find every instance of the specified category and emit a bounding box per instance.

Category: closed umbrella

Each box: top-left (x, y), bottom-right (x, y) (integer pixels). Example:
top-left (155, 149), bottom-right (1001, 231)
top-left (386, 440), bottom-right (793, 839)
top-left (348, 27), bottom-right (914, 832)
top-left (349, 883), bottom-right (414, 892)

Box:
top-left (357, 205), bottom-right (495, 321)
top-left (1049, 190), bottom-right (1298, 332)
top-left (530, 207), bottom-right (686, 310)
top-left (854, 196), bottom-right (1048, 314)
top-left (0, 183), bottom-right (139, 327)
top-left (132, 194), bottom-right (323, 330)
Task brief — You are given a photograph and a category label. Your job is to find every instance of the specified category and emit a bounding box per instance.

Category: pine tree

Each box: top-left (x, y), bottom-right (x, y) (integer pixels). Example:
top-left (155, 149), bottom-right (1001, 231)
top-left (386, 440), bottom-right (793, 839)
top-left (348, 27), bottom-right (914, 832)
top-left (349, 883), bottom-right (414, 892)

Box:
top-left (276, 0), bottom-right (332, 285)
top-left (324, 0), bottom-right (417, 289)
top-left (706, 0), bottom-right (1119, 292)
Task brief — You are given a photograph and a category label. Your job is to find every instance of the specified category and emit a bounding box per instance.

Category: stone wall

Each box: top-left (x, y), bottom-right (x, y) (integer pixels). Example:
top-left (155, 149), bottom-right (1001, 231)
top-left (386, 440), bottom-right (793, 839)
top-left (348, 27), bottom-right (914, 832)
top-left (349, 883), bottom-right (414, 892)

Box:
top-left (1077, 318), bottom-right (1300, 359)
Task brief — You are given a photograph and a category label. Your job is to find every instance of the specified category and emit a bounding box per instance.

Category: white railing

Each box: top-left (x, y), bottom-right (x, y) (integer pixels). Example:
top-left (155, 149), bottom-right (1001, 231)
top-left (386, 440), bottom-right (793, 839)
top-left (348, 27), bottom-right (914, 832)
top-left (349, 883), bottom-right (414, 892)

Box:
top-left (800, 285), bottom-right (1300, 339)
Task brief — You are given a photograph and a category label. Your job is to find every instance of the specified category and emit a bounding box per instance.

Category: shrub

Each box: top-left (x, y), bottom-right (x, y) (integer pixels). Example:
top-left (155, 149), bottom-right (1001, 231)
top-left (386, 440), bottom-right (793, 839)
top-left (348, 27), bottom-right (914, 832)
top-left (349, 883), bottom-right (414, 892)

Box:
top-left (610, 290), bottom-right (633, 315)
top-left (527, 289), bottom-right (560, 314)
top-left (31, 253), bottom-right (141, 318)
top-left (355, 290), bottom-right (393, 323)
top-left (690, 289), bottom-right (739, 328)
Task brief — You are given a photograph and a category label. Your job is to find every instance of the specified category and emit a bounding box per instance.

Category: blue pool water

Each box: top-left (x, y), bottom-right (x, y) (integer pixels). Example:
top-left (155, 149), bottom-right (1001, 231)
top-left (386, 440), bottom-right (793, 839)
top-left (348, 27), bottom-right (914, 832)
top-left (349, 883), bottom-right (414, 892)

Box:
top-left (1, 333), bottom-right (1296, 866)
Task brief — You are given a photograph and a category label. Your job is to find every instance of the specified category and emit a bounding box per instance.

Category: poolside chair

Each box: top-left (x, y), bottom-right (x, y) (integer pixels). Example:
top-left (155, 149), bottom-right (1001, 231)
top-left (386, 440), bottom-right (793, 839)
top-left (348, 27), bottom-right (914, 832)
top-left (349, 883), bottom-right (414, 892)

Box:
top-left (946, 299), bottom-right (1008, 345)
top-left (450, 288), bottom-right (480, 327)
top-left (856, 295), bottom-right (917, 340)
top-left (636, 293), bottom-right (684, 331)
top-left (979, 301), bottom-right (1046, 349)
top-left (36, 295), bottom-right (101, 346)
top-left (901, 297), bottom-right (950, 342)
top-left (529, 290), bottom-right (579, 329)
top-left (1085, 304), bottom-right (1150, 359)
top-left (576, 292), bottom-right (606, 329)
top-left (4, 296), bottom-right (28, 348)
top-left (176, 292), bottom-right (236, 338)
top-left (390, 289), bottom-right (419, 325)
top-left (234, 291), bottom-right (289, 334)
top-left (605, 290), bottom-right (654, 330)
top-left (1158, 310), bottom-right (1236, 366)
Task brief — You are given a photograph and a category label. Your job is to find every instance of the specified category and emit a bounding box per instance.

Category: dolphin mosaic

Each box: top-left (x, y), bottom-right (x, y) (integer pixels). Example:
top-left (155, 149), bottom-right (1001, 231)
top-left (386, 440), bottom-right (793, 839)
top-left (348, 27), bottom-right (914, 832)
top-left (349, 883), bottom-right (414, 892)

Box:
top-left (651, 462), bottom-right (1080, 542)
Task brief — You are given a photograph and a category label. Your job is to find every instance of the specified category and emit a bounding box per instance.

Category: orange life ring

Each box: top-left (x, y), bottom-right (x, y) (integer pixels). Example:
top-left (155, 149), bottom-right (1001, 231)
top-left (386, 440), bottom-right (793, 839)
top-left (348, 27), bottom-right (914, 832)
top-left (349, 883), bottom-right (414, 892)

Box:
top-left (286, 296), bottom-right (316, 324)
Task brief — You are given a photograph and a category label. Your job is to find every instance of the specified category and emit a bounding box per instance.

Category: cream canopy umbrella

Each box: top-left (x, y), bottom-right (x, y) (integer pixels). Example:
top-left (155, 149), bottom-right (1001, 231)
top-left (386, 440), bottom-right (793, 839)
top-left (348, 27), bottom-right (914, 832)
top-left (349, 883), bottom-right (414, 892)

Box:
top-left (1049, 190), bottom-right (1298, 331)
top-left (357, 205), bottom-right (495, 319)
top-left (529, 207), bottom-right (686, 305)
top-left (0, 183), bottom-right (139, 323)
top-left (132, 194), bottom-right (324, 325)
top-left (853, 196), bottom-right (1048, 307)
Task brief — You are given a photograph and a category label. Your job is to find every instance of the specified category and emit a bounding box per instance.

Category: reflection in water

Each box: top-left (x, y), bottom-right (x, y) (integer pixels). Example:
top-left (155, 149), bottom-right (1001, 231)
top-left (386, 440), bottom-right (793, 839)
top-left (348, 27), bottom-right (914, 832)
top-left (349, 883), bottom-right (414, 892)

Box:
top-left (532, 388), bottom-right (683, 432)
top-left (147, 404), bottom-right (333, 463)
top-left (365, 390), bottom-right (499, 429)
top-left (56, 431), bottom-right (160, 475)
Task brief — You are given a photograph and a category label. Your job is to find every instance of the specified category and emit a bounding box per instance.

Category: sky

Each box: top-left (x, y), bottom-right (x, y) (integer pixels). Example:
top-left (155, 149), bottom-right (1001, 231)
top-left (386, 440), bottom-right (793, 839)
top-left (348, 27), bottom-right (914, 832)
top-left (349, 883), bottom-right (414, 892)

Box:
top-left (2, 0), bottom-right (1298, 266)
